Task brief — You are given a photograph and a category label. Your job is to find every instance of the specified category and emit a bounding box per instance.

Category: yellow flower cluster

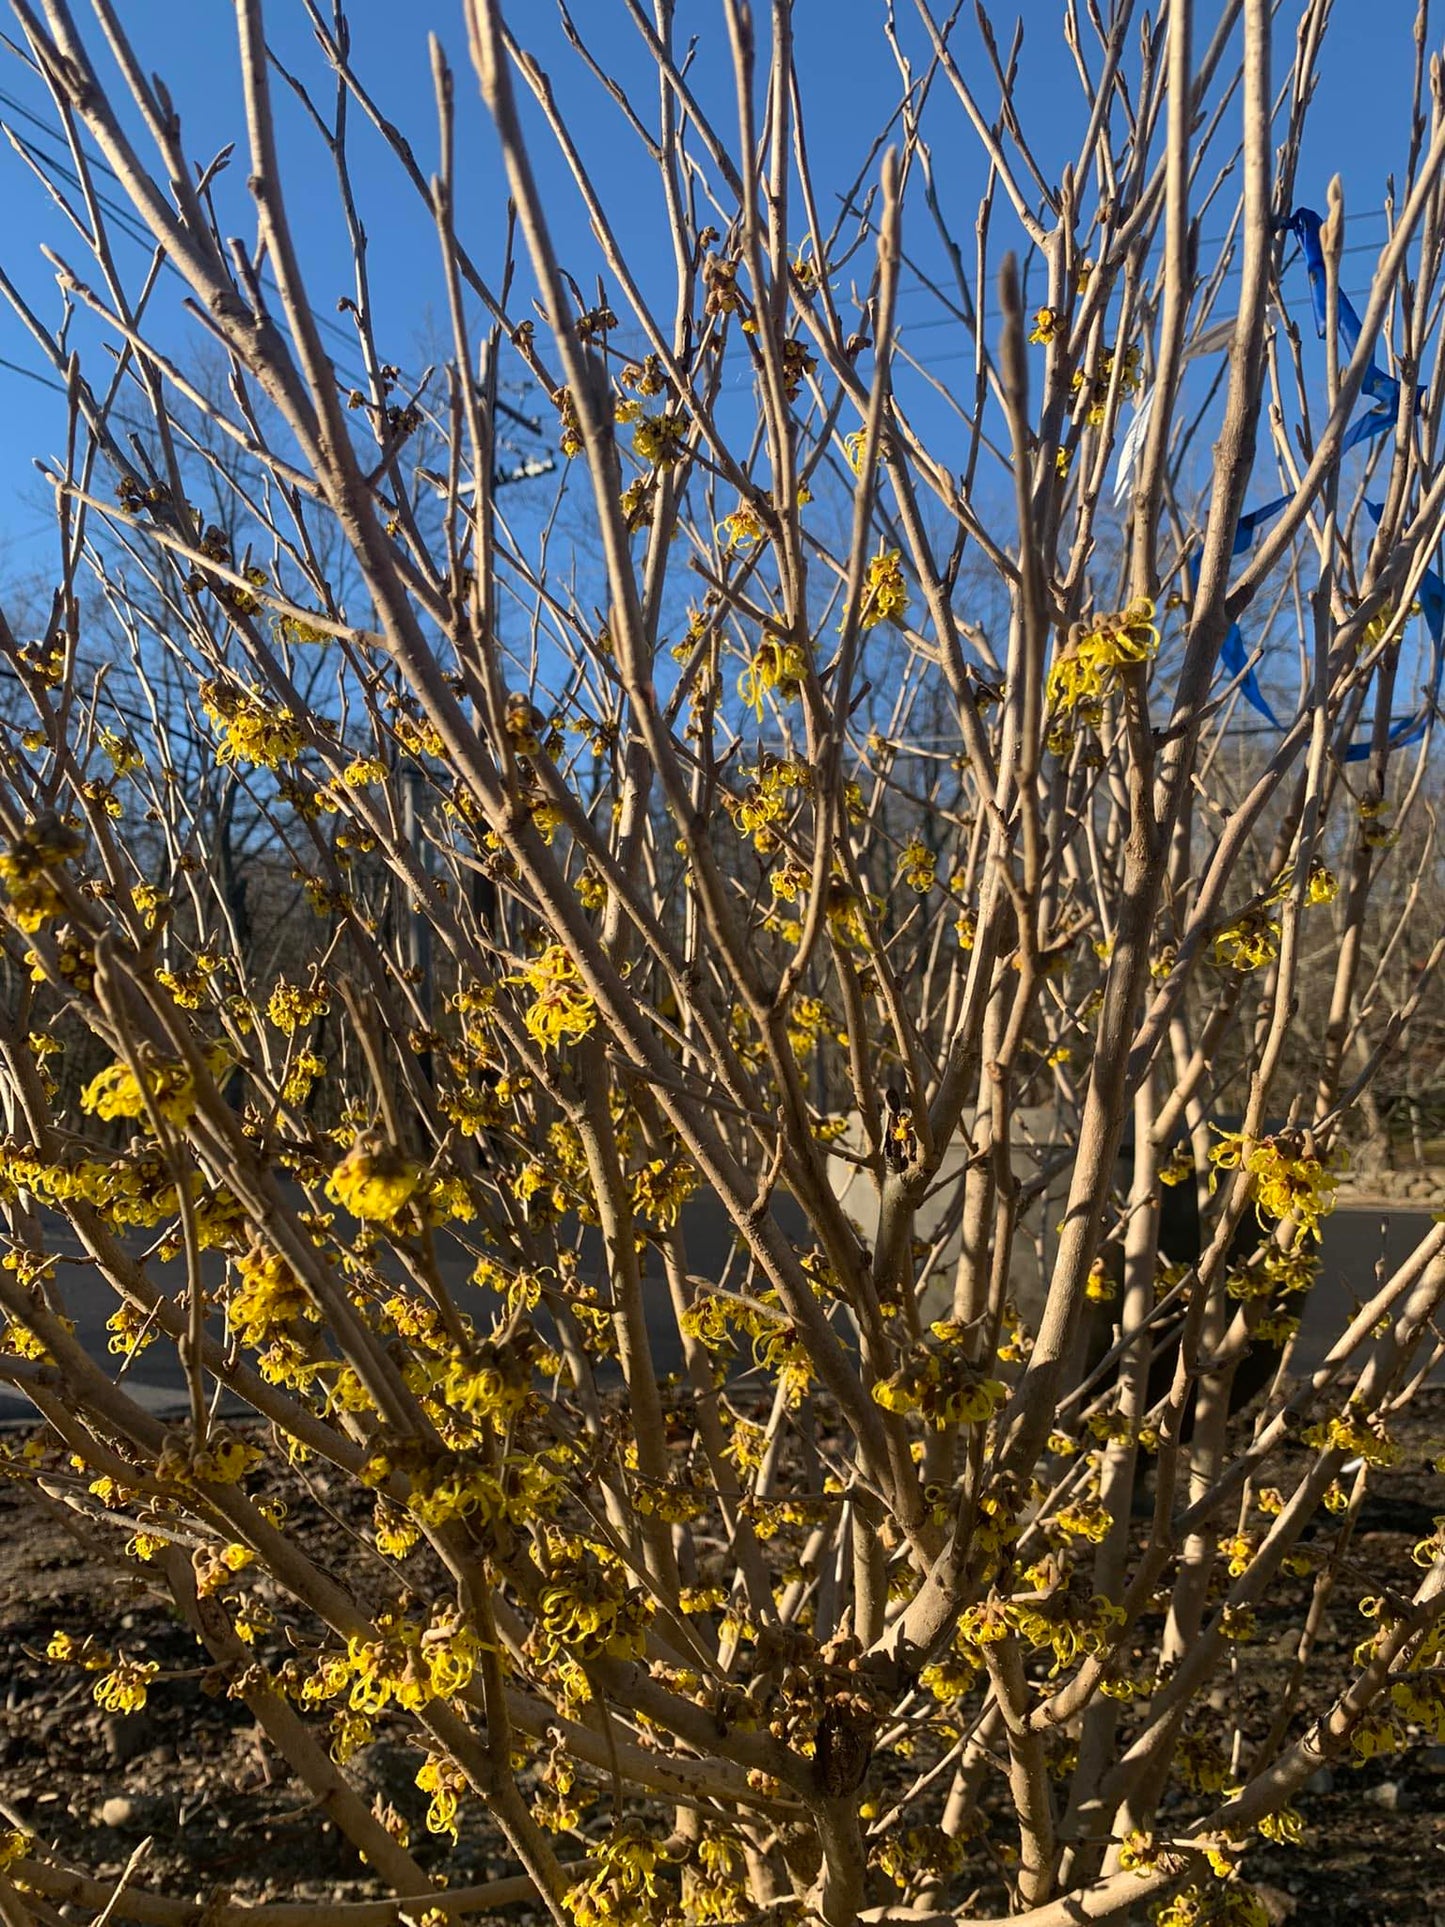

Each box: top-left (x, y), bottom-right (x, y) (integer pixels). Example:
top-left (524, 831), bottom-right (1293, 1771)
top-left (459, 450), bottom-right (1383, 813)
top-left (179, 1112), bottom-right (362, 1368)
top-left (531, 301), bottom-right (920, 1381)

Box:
top-left (82, 1055), bottom-right (199, 1128)
top-left (1011, 1568), bottom-right (1125, 1675)
top-left (512, 945), bottom-right (597, 1052)
top-left (1152, 1881), bottom-right (1269, 1927)
top-left (566, 1825), bottom-right (676, 1927)
top-left (1391, 1672), bottom-right (1445, 1740)
top-left (1209, 1130), bottom-right (1340, 1238)
top-left (0, 818), bottom-right (82, 932)
top-left (0, 1830), bottom-right (31, 1874)
top-left (1270, 860), bottom-right (1340, 907)
top-left (158, 1426), bottom-right (263, 1487)
top-left (727, 757), bottom-right (810, 856)
top-left (899, 838), bottom-right (936, 893)
top-left (784, 994), bottom-right (846, 1064)
top-left (415, 1752), bottom-right (468, 1841)
top-left (0, 1142), bottom-right (189, 1231)
top-left (1073, 342), bottom-right (1143, 425)
top-left (267, 978), bottom-right (330, 1032)
top-left (919, 1640), bottom-right (984, 1705)
top-left (1053, 1498), bottom-right (1114, 1543)
top-left (228, 1246), bottom-right (320, 1353)
top-left (1211, 910), bottom-right (1280, 973)
top-left (1048, 599), bottom-right (1159, 715)
top-left (873, 1326), bottom-right (1007, 1429)
top-left (686, 1831), bottom-right (750, 1924)
top-left (876, 1825), bottom-right (965, 1891)
top-left (365, 1437), bottom-right (562, 1540)
top-left (629, 410), bottom-right (688, 468)
top-left (302, 1606), bottom-right (481, 1722)
top-left (629, 1154), bottom-right (700, 1230)
top-left (155, 954), bottom-right (225, 1010)
top-left (537, 1543), bottom-right (654, 1663)
top-left (861, 549), bottom-right (909, 629)
top-left (325, 1141), bottom-right (423, 1224)
top-left (201, 681), bottom-right (305, 768)
top-left (738, 635), bottom-right (809, 719)
top-left (47, 1629), bottom-right (112, 1670)
top-left (1302, 1401), bottom-right (1398, 1468)
top-left (94, 1657), bottom-right (159, 1714)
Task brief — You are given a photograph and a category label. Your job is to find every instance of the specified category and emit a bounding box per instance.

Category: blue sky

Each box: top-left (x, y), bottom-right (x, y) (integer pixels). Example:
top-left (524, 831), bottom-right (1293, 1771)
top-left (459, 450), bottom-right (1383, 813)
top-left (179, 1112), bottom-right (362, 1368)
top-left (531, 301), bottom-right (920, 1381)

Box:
top-left (0, 1), bottom-right (1426, 590)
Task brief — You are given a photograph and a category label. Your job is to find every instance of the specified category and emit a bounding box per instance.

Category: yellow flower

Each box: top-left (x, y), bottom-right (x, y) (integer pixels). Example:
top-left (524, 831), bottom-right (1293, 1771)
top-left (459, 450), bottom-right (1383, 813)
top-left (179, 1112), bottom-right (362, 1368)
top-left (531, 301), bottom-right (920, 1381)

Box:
top-left (899, 838), bottom-right (936, 893)
top-left (1117, 1830), bottom-right (1160, 1873)
top-left (1211, 910), bottom-right (1279, 972)
top-left (1349, 1709), bottom-right (1402, 1760)
top-left (282, 1049), bottom-right (326, 1103)
top-left (1303, 1401), bottom-right (1397, 1468)
top-left (738, 635), bottom-right (809, 718)
top-left (1048, 599), bottom-right (1159, 715)
top-left (861, 549), bottom-right (909, 629)
top-left (511, 944), bottom-right (597, 1052)
top-left (229, 1245), bottom-right (320, 1350)
top-left (1071, 343), bottom-right (1143, 424)
top-left (94, 1657), bottom-right (159, 1714)
top-left (268, 978), bottom-right (330, 1032)
top-left (201, 681), bottom-right (305, 768)
top-left (0, 1829), bottom-right (31, 1873)
top-left (0, 818), bottom-right (83, 932)
top-left (1030, 306), bottom-right (1060, 345)
top-left (632, 411), bottom-right (689, 466)
top-left (718, 499), bottom-right (768, 550)
top-left (326, 1141), bottom-right (423, 1223)
top-left (340, 756), bottom-right (387, 786)
top-left (842, 429), bottom-right (870, 475)
top-left (416, 1752), bottom-right (467, 1841)
top-left (1054, 1499), bottom-right (1113, 1542)
top-left (182, 1428), bottom-right (264, 1485)
top-left (1153, 1881), bottom-right (1270, 1927)
top-left (1085, 1258), bottom-right (1116, 1302)
top-left (1243, 1132), bottom-right (1340, 1237)
top-left (565, 1824), bottom-right (673, 1927)
top-left (82, 1055), bottom-right (198, 1128)
top-left (374, 1500), bottom-right (420, 1559)
top-left (1257, 1806), bottom-right (1305, 1846)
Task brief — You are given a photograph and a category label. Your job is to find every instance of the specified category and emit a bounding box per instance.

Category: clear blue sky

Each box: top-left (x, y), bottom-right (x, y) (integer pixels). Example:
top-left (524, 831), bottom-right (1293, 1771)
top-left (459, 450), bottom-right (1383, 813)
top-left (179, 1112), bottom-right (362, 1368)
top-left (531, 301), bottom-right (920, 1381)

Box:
top-left (0, 1), bottom-right (1424, 587)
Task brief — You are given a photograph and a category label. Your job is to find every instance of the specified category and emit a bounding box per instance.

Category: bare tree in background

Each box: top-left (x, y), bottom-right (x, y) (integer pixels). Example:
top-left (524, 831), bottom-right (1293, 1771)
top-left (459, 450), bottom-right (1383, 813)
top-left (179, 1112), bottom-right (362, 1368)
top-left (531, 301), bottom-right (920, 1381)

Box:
top-left (0, 3), bottom-right (1443, 1925)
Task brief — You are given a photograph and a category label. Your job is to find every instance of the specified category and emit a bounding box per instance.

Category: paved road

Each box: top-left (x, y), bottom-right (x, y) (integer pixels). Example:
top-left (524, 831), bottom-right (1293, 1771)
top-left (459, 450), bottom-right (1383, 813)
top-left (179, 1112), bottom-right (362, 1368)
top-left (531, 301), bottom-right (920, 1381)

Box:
top-left (0, 1200), bottom-right (1437, 1426)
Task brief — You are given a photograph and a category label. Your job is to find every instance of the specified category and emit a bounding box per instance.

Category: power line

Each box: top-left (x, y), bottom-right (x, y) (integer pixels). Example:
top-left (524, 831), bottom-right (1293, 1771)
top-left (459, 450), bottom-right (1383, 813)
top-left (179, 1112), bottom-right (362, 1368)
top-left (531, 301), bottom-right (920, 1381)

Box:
top-left (0, 82), bottom-right (549, 454)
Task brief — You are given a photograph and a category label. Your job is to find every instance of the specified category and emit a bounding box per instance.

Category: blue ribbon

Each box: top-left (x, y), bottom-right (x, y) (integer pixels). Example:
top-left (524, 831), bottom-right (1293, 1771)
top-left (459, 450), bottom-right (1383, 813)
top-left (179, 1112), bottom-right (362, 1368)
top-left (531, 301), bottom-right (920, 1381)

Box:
top-left (1285, 207), bottom-right (1419, 449)
top-left (1195, 496), bottom-right (1290, 726)
top-left (1339, 503), bottom-right (1445, 761)
top-left (1185, 209), bottom-right (1441, 754)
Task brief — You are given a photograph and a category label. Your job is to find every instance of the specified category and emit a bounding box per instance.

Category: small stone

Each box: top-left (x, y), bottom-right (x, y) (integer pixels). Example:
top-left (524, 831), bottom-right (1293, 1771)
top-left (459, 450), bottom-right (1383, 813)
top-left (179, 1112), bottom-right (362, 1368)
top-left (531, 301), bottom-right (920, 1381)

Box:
top-left (99, 1797), bottom-right (136, 1829)
top-left (1304, 1766), bottom-right (1334, 1795)
top-left (103, 1713), bottom-right (154, 1765)
top-left (1253, 1883), bottom-right (1296, 1926)
top-left (1362, 1778), bottom-right (1407, 1811)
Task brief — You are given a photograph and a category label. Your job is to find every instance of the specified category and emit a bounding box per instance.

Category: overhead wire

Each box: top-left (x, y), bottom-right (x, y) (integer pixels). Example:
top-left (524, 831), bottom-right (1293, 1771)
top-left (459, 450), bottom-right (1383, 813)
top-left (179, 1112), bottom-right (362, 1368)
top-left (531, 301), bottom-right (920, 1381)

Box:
top-left (0, 80), bottom-right (547, 455)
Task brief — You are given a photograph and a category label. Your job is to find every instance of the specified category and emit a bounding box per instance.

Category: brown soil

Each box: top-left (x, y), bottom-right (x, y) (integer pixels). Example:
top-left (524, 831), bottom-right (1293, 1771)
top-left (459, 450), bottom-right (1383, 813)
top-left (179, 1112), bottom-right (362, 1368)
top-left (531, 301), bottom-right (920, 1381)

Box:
top-left (1, 1401), bottom-right (1444, 1925)
top-left (0, 1446), bottom-right (517, 1917)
